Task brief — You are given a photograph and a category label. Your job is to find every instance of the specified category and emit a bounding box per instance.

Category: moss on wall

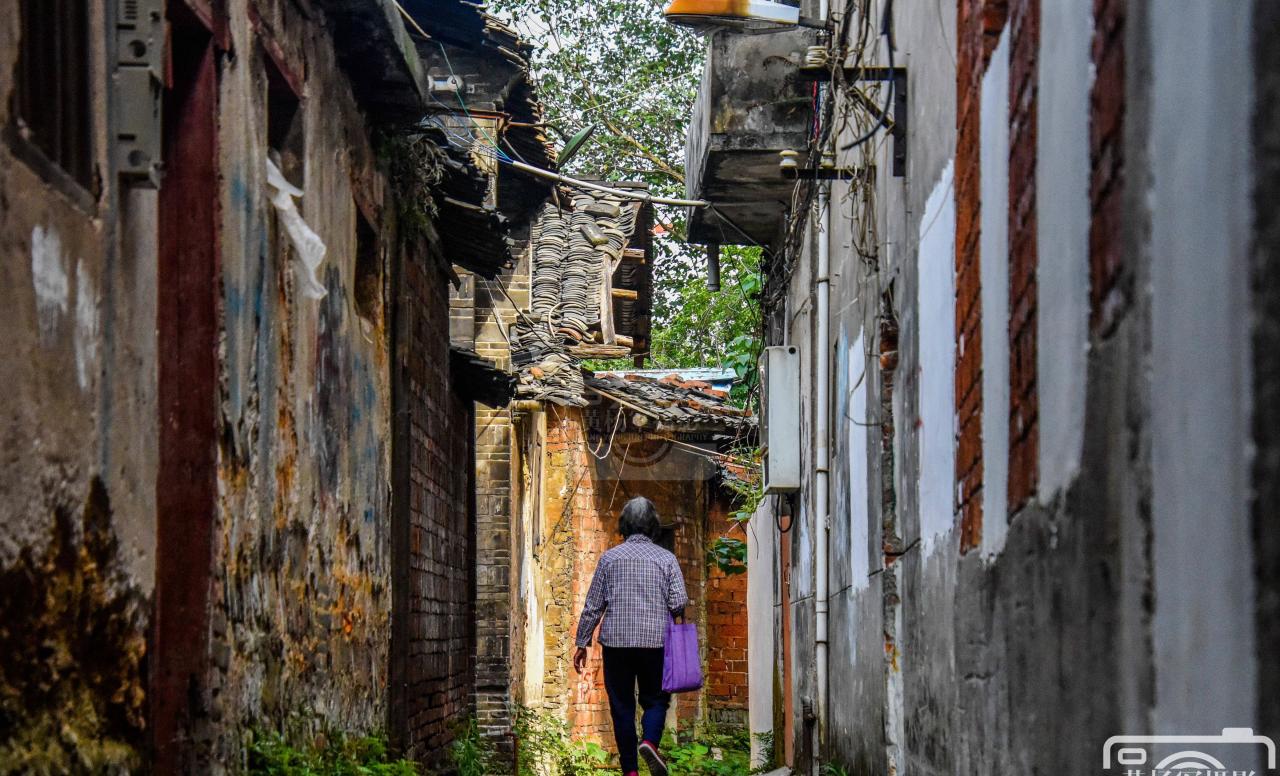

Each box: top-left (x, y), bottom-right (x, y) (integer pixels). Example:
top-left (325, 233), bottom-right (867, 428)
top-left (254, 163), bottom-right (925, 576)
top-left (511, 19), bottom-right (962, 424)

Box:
top-left (0, 478), bottom-right (147, 774)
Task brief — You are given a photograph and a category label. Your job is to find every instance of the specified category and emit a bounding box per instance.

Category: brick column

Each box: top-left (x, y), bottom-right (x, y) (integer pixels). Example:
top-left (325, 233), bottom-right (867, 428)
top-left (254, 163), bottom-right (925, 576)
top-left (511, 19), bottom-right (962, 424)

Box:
top-left (470, 257), bottom-right (529, 746)
top-left (1007, 0), bottom-right (1040, 513)
top-left (956, 0), bottom-right (1009, 551)
top-left (475, 403), bottom-right (514, 741)
top-left (1089, 0), bottom-right (1126, 334)
top-left (705, 499), bottom-right (748, 725)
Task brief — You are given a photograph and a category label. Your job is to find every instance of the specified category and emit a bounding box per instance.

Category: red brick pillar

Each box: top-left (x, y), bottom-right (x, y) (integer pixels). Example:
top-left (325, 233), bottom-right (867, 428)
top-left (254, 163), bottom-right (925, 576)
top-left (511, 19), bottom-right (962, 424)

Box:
top-left (1007, 0), bottom-right (1040, 513)
top-left (956, 0), bottom-right (1010, 551)
top-left (1089, 0), bottom-right (1126, 334)
top-left (704, 499), bottom-right (748, 724)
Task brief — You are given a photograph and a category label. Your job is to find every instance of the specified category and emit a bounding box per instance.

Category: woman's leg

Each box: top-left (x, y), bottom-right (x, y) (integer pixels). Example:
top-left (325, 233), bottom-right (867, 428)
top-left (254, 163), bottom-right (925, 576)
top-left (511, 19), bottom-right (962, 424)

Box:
top-left (602, 647), bottom-right (641, 773)
top-left (634, 647), bottom-right (670, 746)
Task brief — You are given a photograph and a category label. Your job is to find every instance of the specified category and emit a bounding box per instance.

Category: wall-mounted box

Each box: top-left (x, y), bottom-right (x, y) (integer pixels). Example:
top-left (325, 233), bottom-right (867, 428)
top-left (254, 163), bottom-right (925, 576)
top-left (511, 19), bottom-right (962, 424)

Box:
top-left (760, 345), bottom-right (800, 493)
top-left (114, 0), bottom-right (163, 186)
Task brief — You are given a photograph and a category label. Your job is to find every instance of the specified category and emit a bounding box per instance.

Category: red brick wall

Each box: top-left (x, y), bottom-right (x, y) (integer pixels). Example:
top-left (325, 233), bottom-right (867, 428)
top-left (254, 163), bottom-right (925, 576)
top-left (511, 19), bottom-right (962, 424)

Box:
top-left (955, 0), bottom-right (985, 553)
top-left (541, 415), bottom-right (748, 753)
top-left (1007, 0), bottom-right (1040, 513)
top-left (704, 500), bottom-right (748, 721)
top-left (956, 0), bottom-right (1010, 552)
top-left (1090, 0), bottom-right (1126, 334)
top-left (396, 252), bottom-right (477, 768)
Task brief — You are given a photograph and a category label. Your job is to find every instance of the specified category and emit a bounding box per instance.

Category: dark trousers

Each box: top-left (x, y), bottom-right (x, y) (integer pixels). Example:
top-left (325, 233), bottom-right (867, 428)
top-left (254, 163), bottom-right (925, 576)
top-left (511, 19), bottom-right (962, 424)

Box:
top-left (602, 646), bottom-right (669, 772)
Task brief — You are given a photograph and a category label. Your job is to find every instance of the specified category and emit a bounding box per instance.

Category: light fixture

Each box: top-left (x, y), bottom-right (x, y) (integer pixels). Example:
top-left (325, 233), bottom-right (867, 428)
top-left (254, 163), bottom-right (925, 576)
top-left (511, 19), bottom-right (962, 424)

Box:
top-left (663, 0), bottom-right (805, 32)
top-left (556, 124), bottom-right (597, 167)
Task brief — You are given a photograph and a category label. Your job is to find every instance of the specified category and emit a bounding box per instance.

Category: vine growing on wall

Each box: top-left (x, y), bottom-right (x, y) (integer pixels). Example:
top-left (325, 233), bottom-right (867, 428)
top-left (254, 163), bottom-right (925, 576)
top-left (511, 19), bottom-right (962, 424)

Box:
top-left (706, 447), bottom-right (763, 576)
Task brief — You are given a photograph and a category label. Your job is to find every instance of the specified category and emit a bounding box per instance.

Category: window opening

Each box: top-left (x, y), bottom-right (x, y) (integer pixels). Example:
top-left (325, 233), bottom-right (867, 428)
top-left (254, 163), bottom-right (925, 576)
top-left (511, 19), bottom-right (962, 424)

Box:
top-left (13, 0), bottom-right (94, 189)
top-left (354, 210), bottom-right (382, 324)
top-left (264, 50), bottom-right (304, 188)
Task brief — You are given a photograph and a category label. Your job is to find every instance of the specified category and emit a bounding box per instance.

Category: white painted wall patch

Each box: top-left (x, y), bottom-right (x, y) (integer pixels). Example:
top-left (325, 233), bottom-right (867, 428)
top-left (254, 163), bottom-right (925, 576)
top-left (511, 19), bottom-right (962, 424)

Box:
top-left (917, 161), bottom-right (957, 557)
top-left (31, 225), bottom-right (69, 343)
top-left (75, 260), bottom-right (99, 392)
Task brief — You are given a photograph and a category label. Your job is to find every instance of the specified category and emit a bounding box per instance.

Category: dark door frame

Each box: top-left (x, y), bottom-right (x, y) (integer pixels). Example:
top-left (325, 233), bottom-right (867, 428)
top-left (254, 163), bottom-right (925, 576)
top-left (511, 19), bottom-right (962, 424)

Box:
top-left (153, 4), bottom-right (219, 771)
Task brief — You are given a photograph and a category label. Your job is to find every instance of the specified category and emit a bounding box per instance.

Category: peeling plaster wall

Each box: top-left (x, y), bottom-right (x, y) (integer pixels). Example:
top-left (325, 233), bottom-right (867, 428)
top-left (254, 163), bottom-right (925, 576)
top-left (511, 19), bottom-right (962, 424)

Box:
top-left (0, 0), bottom-right (155, 770)
top-left (203, 0), bottom-right (395, 766)
top-left (2, 0), bottom-right (477, 770)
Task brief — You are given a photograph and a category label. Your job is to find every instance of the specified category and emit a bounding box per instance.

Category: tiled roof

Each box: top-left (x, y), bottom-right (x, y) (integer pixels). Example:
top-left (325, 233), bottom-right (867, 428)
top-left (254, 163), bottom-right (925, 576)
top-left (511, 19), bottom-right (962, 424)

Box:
top-left (433, 138), bottom-right (514, 278)
top-left (512, 188), bottom-right (650, 405)
top-left (585, 372), bottom-right (755, 433)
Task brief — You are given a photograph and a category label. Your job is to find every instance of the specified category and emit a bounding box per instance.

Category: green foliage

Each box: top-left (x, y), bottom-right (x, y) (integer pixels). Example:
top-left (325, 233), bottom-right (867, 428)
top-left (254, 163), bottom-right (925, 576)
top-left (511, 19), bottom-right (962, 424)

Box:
top-left (706, 536), bottom-right (747, 576)
top-left (513, 706), bottom-right (620, 776)
top-left (723, 448), bottom-right (764, 524)
top-left (376, 130), bottom-right (444, 246)
top-left (706, 446), bottom-right (762, 576)
top-left (247, 729), bottom-right (419, 776)
top-left (489, 0), bottom-right (701, 195)
top-left (821, 764), bottom-right (852, 776)
top-left (648, 246), bottom-right (764, 408)
top-left (660, 727), bottom-right (756, 776)
top-left (510, 710), bottom-right (758, 776)
top-left (752, 731), bottom-right (776, 770)
top-left (450, 718), bottom-right (497, 776)
top-left (491, 0), bottom-right (763, 390)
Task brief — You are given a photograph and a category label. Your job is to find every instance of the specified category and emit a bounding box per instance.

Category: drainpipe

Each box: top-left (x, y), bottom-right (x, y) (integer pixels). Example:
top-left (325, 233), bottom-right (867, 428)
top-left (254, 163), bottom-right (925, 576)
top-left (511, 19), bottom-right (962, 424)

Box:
top-left (814, 179), bottom-right (831, 762)
top-left (813, 4), bottom-right (833, 764)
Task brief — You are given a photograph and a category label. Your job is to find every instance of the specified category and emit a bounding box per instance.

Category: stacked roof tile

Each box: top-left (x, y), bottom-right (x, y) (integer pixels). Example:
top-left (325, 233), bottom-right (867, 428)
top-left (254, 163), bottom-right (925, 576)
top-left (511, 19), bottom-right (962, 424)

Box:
top-left (586, 372), bottom-right (756, 434)
top-left (512, 190), bottom-right (642, 406)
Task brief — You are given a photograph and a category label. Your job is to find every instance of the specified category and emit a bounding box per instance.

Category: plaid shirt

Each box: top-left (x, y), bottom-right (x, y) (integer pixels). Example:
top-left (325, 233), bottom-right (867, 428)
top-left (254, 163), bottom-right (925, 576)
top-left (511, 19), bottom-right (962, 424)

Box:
top-left (576, 535), bottom-right (689, 649)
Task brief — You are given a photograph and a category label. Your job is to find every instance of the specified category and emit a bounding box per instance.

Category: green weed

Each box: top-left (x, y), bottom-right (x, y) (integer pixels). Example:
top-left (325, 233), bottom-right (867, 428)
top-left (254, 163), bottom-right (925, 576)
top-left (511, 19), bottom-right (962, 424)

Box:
top-left (247, 729), bottom-right (419, 775)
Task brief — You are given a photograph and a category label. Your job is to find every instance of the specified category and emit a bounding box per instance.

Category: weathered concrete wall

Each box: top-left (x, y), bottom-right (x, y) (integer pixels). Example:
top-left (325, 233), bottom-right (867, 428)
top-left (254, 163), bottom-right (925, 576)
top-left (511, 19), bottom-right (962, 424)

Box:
top-left (0, 1), bottom-right (155, 770)
top-left (3, 0), bottom-right (498, 771)
top-left (1148, 0), bottom-right (1256, 739)
top-left (1253, 0), bottom-right (1280, 746)
top-left (200, 3), bottom-right (398, 766)
top-left (750, 0), bottom-right (1271, 774)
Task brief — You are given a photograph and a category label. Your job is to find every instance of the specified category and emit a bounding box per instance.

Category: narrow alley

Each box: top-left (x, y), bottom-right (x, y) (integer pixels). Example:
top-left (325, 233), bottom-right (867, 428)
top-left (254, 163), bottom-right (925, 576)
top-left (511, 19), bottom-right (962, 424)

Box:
top-left (0, 0), bottom-right (1277, 775)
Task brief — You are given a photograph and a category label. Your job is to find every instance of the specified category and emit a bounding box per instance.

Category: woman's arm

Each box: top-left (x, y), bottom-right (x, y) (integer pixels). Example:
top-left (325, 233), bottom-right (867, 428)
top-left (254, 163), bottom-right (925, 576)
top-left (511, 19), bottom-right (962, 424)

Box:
top-left (575, 556), bottom-right (610, 649)
top-left (666, 555), bottom-right (690, 617)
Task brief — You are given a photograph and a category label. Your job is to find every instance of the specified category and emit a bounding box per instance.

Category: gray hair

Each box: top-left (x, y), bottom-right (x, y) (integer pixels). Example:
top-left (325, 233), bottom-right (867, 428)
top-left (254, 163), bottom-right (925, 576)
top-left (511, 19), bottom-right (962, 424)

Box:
top-left (618, 496), bottom-right (660, 539)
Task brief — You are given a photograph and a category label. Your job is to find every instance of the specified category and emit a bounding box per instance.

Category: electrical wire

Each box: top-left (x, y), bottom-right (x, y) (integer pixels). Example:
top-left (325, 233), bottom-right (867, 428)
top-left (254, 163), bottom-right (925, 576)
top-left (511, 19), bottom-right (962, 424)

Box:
top-left (502, 159), bottom-right (710, 208)
top-left (839, 0), bottom-right (897, 152)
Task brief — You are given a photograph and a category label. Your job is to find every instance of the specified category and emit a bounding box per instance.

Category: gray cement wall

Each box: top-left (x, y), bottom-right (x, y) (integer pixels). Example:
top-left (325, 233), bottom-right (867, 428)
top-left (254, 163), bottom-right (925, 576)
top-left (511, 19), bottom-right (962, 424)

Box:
top-left (750, 0), bottom-right (1273, 773)
top-left (1252, 0), bottom-right (1280, 747)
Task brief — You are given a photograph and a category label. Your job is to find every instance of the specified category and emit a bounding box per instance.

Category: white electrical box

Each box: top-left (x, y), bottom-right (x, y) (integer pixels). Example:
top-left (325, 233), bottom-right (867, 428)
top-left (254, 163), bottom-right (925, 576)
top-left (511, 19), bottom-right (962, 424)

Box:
top-left (760, 345), bottom-right (800, 493)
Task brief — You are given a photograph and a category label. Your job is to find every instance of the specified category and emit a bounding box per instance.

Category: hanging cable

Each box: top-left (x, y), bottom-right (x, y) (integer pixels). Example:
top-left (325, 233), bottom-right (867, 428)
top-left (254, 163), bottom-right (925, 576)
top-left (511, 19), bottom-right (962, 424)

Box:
top-left (840, 0), bottom-right (896, 151)
top-left (502, 159), bottom-right (710, 208)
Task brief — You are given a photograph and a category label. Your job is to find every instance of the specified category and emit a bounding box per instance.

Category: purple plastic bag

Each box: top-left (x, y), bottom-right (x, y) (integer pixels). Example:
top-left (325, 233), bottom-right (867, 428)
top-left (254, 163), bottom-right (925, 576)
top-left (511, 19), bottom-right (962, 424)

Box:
top-left (662, 615), bottom-right (703, 694)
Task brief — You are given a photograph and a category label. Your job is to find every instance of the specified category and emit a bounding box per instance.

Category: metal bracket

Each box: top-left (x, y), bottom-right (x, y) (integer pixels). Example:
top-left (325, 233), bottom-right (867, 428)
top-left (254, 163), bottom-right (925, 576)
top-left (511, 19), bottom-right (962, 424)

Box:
top-left (797, 64), bottom-right (908, 177)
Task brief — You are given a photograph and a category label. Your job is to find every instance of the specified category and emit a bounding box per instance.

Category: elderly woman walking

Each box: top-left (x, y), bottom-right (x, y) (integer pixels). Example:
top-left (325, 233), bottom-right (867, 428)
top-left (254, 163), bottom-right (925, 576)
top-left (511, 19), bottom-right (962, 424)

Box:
top-left (574, 496), bottom-right (689, 776)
